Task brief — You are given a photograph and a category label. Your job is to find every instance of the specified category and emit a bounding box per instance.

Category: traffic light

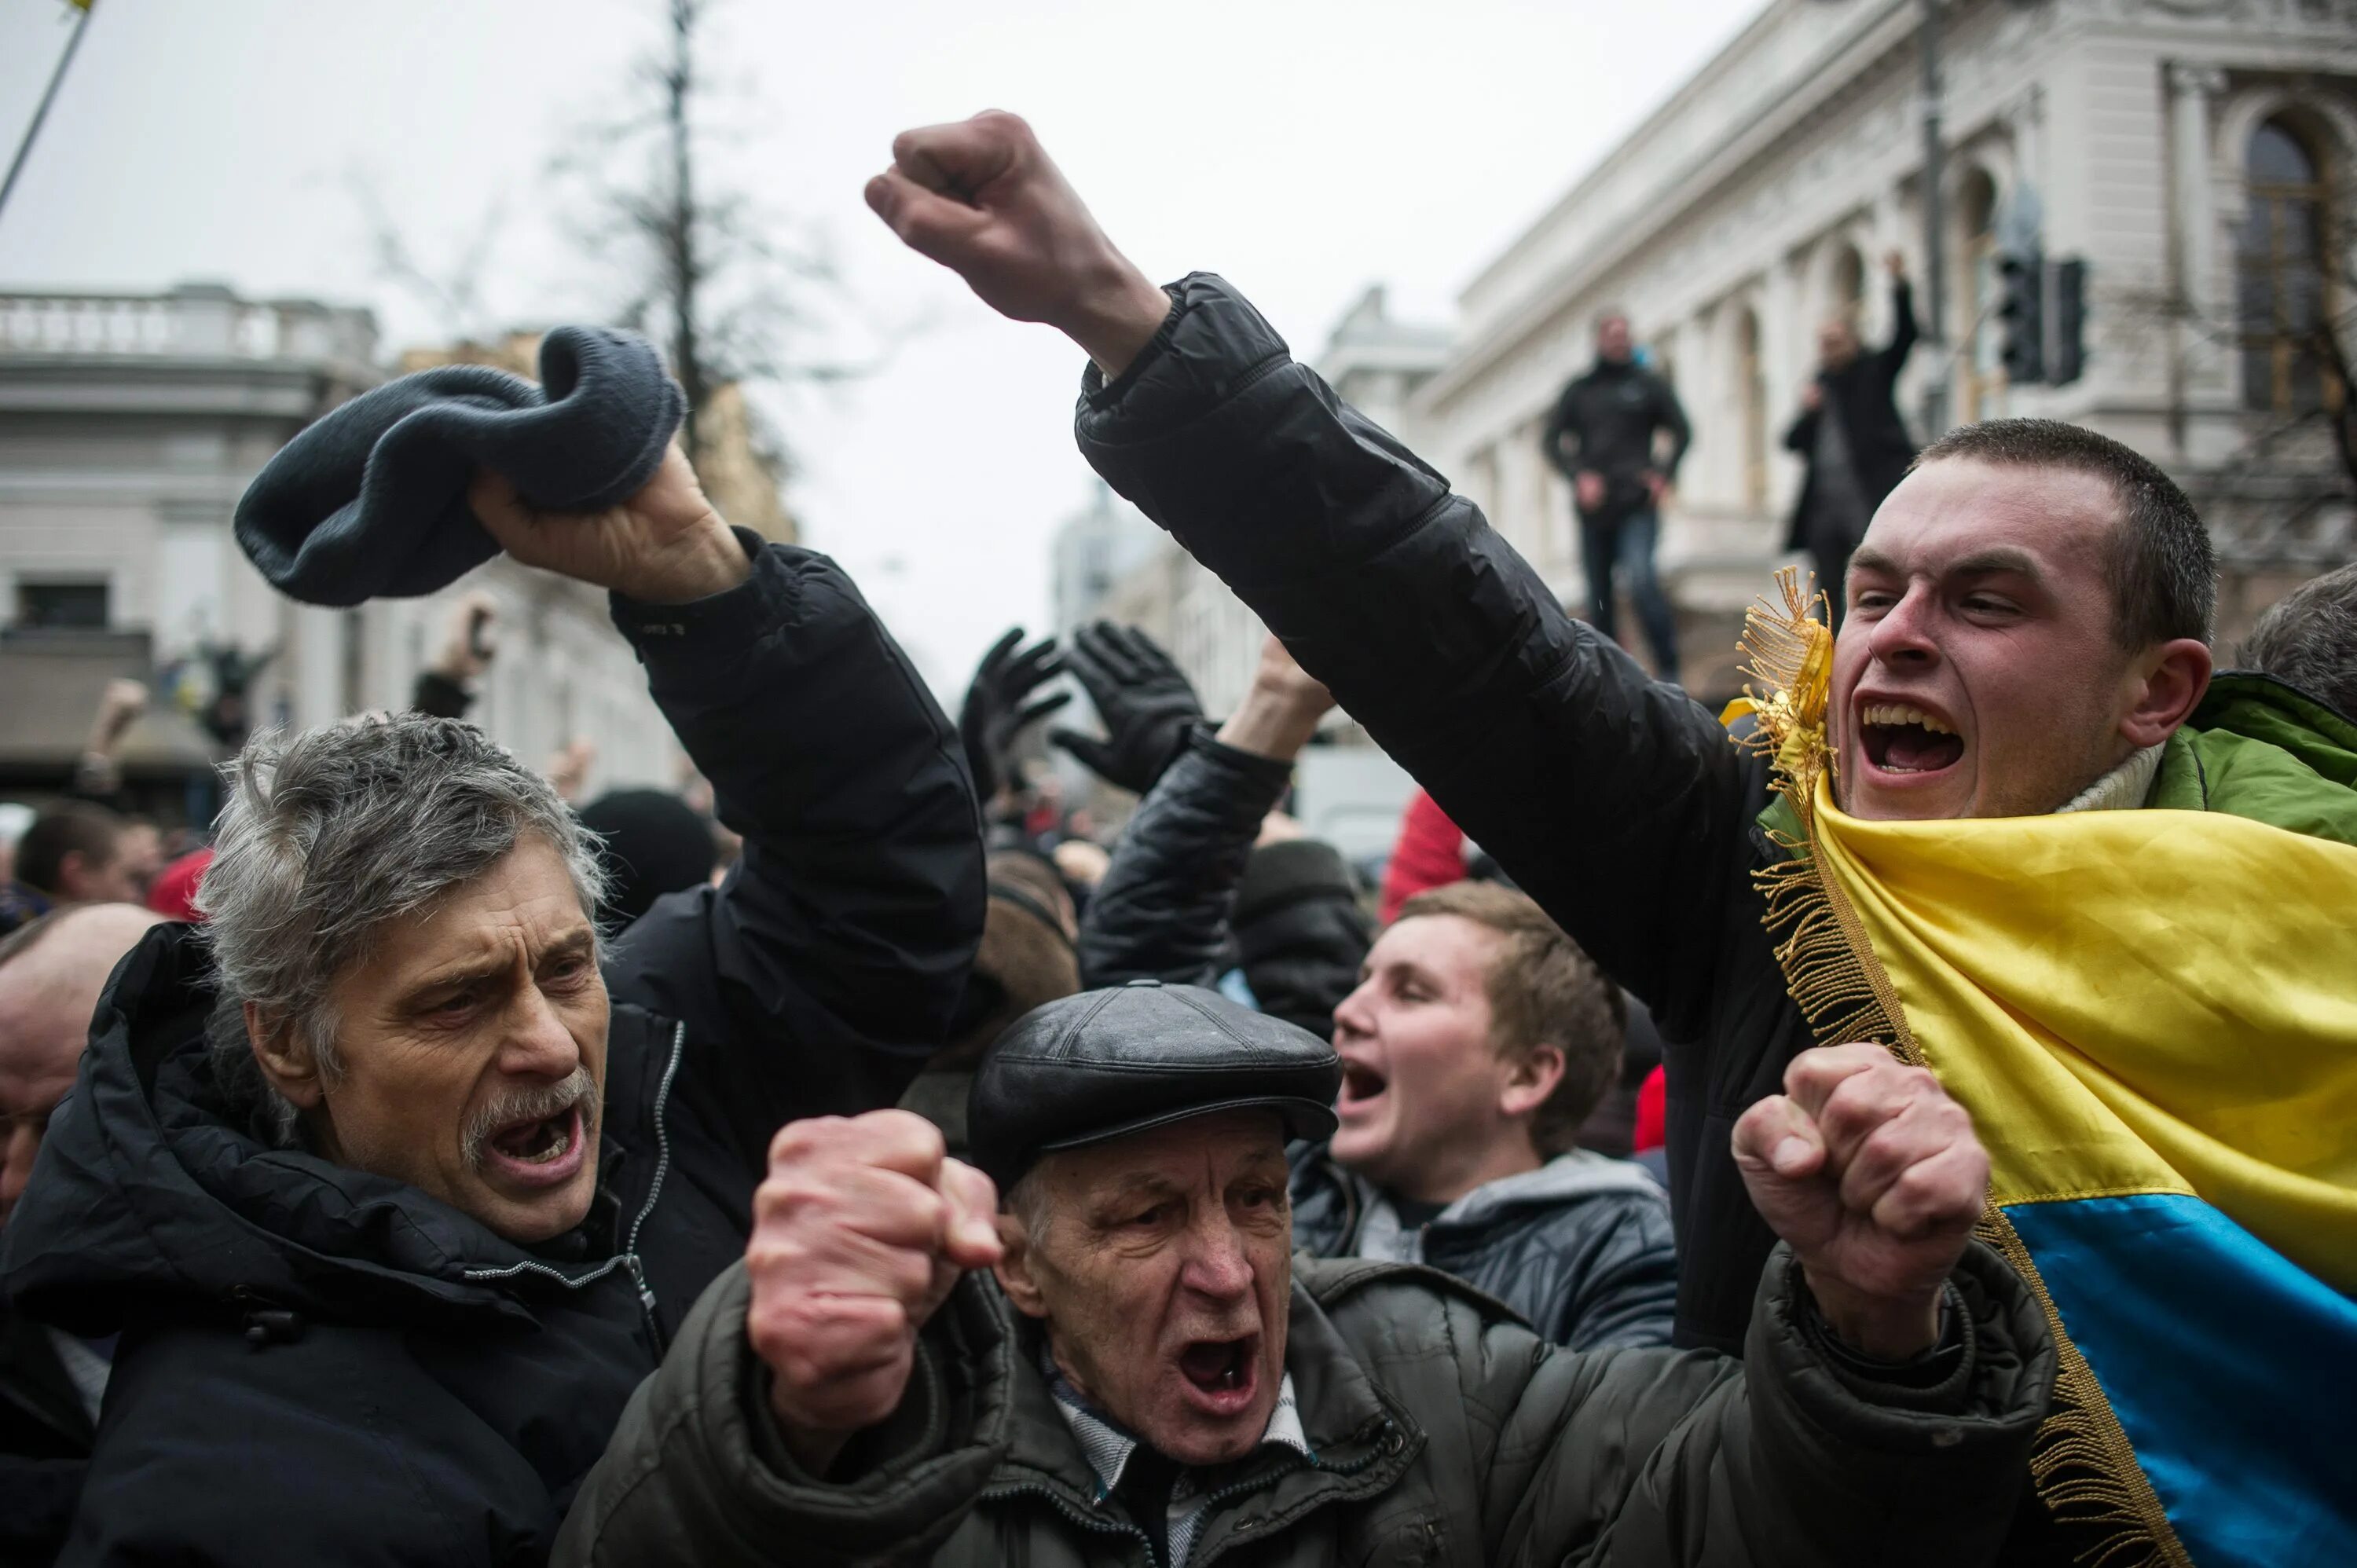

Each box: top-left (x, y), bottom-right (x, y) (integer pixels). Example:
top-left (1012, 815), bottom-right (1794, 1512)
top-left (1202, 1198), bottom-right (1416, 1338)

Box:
top-left (2000, 252), bottom-right (2044, 385)
top-left (2050, 258), bottom-right (2087, 386)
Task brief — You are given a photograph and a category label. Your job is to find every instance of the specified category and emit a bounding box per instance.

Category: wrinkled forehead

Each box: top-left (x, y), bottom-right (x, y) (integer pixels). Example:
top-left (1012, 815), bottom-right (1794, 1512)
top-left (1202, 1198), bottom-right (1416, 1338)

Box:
top-left (1856, 458), bottom-right (2121, 583)
top-left (1052, 1109), bottom-right (1291, 1202)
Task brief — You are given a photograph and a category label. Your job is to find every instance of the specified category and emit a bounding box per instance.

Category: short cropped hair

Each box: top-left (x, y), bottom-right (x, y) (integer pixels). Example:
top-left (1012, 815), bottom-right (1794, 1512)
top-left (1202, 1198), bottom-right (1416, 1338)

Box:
top-left (197, 713), bottom-right (608, 1142)
top-left (16, 804), bottom-right (125, 897)
top-left (1395, 881), bottom-right (1624, 1160)
top-left (2238, 562), bottom-right (2357, 723)
top-left (1913, 418), bottom-right (2215, 650)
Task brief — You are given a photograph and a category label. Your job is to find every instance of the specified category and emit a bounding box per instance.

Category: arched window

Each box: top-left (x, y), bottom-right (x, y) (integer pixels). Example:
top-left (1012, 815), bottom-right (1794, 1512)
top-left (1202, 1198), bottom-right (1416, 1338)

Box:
top-left (1738, 307), bottom-right (1766, 511)
top-left (2238, 116), bottom-right (2333, 413)
top-left (1958, 170), bottom-right (2003, 421)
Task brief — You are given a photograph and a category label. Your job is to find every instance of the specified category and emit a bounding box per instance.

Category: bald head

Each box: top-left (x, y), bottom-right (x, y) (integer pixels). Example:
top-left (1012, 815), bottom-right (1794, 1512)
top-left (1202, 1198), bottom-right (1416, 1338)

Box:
top-left (0, 902), bottom-right (163, 1225)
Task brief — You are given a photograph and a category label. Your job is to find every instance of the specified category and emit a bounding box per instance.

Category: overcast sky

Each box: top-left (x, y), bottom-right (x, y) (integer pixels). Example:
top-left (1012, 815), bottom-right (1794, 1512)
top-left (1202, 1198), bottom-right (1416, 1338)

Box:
top-left (0, 0), bottom-right (1761, 693)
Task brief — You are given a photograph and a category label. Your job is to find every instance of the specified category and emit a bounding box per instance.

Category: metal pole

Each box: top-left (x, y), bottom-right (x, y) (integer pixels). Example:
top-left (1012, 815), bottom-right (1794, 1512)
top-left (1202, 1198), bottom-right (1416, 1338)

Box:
top-left (0, 2), bottom-right (96, 228)
top-left (1918, 0), bottom-right (1950, 438)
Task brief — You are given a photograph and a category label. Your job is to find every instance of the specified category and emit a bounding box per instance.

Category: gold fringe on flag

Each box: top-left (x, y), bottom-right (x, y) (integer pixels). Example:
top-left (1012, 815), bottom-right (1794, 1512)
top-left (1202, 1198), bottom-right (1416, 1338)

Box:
top-left (1732, 569), bottom-right (2190, 1568)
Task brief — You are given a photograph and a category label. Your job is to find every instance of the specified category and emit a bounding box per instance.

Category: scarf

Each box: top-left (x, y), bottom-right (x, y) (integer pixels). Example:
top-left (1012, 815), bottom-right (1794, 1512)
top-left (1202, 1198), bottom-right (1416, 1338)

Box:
top-left (1731, 569), bottom-right (2357, 1568)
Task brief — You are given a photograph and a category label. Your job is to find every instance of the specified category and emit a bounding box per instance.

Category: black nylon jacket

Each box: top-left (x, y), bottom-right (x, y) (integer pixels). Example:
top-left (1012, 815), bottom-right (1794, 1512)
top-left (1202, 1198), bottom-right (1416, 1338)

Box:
top-left (1541, 360), bottom-right (1691, 516)
top-left (1072, 276), bottom-right (1811, 1357)
top-left (554, 1242), bottom-right (2053, 1567)
top-left (0, 540), bottom-right (985, 1567)
top-left (1080, 727), bottom-right (1367, 1040)
top-left (1781, 277), bottom-right (1919, 551)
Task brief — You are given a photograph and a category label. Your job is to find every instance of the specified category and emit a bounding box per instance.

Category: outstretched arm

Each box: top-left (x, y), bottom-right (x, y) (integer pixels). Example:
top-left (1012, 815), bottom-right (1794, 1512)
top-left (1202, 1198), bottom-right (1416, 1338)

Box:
top-left (1879, 251), bottom-right (1918, 376)
top-left (867, 112), bottom-right (1753, 1009)
top-left (475, 452), bottom-right (987, 1177)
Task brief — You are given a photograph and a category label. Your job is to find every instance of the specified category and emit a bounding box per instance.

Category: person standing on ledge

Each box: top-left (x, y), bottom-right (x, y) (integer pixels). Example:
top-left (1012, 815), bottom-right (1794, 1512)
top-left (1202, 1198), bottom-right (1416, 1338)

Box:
top-left (1784, 251), bottom-right (1918, 625)
top-left (1544, 312), bottom-right (1690, 682)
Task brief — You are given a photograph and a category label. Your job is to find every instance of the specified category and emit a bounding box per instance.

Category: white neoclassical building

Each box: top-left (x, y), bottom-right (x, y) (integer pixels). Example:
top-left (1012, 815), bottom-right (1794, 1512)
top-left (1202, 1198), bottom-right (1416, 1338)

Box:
top-left (1413, 0), bottom-right (2356, 695)
top-left (0, 285), bottom-right (688, 821)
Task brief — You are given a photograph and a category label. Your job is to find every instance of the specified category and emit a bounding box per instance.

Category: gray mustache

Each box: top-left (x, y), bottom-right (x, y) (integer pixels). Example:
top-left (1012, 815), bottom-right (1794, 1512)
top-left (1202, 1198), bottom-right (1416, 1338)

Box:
top-left (460, 1068), bottom-right (601, 1171)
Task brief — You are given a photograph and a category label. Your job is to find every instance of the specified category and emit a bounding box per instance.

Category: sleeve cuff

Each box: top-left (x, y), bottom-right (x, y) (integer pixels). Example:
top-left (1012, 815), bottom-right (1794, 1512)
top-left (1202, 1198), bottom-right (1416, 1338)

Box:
top-left (1080, 283), bottom-right (1189, 409)
top-left (1797, 1277), bottom-right (1974, 1411)
top-left (609, 526), bottom-right (793, 660)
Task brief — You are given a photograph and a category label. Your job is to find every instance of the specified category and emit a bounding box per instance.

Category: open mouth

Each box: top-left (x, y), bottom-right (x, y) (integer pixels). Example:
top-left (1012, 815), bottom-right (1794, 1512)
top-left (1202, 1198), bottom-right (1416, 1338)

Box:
top-left (1176, 1335), bottom-right (1259, 1412)
top-left (480, 1104), bottom-right (588, 1187)
top-left (1337, 1060), bottom-right (1388, 1112)
top-left (1858, 701), bottom-right (1965, 778)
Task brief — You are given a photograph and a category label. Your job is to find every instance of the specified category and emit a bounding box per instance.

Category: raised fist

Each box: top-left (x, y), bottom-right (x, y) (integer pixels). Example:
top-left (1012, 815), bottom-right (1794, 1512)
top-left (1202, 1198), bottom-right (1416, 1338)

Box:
top-left (1732, 1043), bottom-right (1988, 1358)
top-left (745, 1111), bottom-right (1002, 1472)
top-left (866, 111), bottom-right (1173, 376)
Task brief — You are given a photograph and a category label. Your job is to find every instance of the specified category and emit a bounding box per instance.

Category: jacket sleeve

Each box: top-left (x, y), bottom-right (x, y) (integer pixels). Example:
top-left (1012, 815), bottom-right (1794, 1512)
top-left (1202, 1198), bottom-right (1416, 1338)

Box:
top-left (602, 534), bottom-right (986, 1178)
top-left (1650, 375), bottom-right (1692, 482)
top-left (1076, 727), bottom-right (1293, 992)
top-left (1783, 403), bottom-right (1820, 455)
top-left (553, 1263), bottom-right (1006, 1568)
top-left (1479, 1240), bottom-right (2054, 1568)
top-left (1076, 275), bottom-right (1754, 1013)
top-left (1876, 278), bottom-right (1918, 385)
top-left (1541, 382), bottom-right (1582, 479)
top-left (1553, 1192), bottom-right (1680, 1353)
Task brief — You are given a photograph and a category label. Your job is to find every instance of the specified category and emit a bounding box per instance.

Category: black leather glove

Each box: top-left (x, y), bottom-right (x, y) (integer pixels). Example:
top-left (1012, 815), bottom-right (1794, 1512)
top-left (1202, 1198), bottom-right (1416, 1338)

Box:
top-left (959, 628), bottom-right (1069, 801)
top-left (1050, 622), bottom-right (1204, 794)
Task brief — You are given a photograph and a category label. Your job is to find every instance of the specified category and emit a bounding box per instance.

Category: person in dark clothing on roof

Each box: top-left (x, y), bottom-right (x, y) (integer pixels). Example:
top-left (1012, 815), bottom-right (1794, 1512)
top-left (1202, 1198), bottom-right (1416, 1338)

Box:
top-left (1081, 635), bottom-right (1673, 1349)
top-left (0, 445), bottom-right (984, 1566)
top-left (1783, 251), bottom-right (1919, 625)
top-left (1544, 312), bottom-right (1691, 682)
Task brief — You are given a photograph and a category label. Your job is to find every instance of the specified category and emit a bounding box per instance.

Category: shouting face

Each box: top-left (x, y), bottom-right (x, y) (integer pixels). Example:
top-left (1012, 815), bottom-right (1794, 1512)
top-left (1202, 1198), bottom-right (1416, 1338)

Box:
top-left (1328, 914), bottom-right (1557, 1204)
top-left (997, 1109), bottom-right (1293, 1467)
top-left (1833, 458), bottom-right (2208, 821)
top-left (258, 836), bottom-right (610, 1244)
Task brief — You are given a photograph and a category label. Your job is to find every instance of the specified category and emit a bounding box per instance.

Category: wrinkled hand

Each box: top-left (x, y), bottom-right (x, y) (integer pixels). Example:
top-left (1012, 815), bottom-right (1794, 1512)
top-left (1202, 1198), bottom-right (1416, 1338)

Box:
top-left (1574, 471), bottom-right (1607, 512)
top-left (470, 445), bottom-right (747, 605)
top-left (1732, 1043), bottom-right (1987, 1359)
top-left (1050, 622), bottom-right (1204, 793)
top-left (960, 628), bottom-right (1069, 802)
top-left (865, 111), bottom-right (1173, 376)
top-left (747, 1111), bottom-right (1002, 1475)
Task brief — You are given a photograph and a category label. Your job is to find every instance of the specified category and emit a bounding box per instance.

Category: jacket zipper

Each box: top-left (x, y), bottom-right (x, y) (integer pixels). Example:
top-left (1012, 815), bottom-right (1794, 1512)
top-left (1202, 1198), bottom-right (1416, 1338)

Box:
top-left (1187, 1438), bottom-right (1391, 1565)
top-left (463, 1020), bottom-right (685, 1345)
top-left (979, 1481), bottom-right (1156, 1562)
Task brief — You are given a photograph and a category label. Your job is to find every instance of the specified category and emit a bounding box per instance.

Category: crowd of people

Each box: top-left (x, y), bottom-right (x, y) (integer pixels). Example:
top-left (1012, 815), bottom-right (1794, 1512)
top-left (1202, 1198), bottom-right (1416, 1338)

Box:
top-left (0, 107), bottom-right (2351, 1567)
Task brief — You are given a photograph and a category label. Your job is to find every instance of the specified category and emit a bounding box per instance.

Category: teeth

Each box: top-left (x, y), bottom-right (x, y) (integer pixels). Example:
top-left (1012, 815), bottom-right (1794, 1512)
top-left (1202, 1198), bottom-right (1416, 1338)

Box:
top-left (1860, 702), bottom-right (1953, 734)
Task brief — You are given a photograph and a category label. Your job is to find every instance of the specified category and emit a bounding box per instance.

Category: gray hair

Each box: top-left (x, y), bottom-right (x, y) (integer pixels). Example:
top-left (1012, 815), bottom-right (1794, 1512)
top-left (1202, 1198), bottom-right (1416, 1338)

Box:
top-left (197, 713), bottom-right (608, 1144)
top-left (2238, 563), bottom-right (2357, 724)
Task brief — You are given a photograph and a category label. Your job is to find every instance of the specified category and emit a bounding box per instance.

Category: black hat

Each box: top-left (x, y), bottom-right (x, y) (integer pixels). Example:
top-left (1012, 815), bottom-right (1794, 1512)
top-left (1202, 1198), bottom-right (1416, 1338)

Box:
top-left (968, 980), bottom-right (1340, 1189)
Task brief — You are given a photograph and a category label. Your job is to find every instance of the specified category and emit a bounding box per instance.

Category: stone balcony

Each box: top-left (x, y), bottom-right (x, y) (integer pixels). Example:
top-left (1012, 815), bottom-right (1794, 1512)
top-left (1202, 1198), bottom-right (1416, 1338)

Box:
top-left (0, 283), bottom-right (376, 367)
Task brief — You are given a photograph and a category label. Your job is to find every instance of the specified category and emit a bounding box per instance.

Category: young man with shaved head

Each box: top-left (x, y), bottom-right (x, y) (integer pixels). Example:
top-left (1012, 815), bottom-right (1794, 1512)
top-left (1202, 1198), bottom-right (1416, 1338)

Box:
top-left (859, 109), bottom-right (2357, 1562)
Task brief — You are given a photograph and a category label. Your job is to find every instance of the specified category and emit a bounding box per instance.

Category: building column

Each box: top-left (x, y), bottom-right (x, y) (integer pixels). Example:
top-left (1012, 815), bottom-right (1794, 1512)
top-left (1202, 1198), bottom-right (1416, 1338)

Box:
top-left (2168, 64), bottom-right (2227, 319)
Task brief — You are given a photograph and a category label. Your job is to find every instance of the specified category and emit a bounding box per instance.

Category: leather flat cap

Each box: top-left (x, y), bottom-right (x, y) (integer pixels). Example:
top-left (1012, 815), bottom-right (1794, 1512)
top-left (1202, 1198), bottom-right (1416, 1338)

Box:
top-left (968, 980), bottom-right (1340, 1189)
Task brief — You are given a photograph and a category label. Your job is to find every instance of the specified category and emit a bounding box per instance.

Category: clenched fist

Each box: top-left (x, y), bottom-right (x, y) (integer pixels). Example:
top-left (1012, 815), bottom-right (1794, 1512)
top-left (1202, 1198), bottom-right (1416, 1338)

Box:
top-left (745, 1111), bottom-right (1002, 1474)
top-left (1733, 1043), bottom-right (1989, 1359)
top-left (470, 444), bottom-right (747, 606)
top-left (866, 110), bottom-right (1174, 376)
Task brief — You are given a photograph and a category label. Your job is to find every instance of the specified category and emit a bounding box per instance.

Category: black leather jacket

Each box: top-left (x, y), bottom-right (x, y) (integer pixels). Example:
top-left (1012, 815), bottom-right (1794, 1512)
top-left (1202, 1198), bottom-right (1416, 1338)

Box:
top-left (1290, 1145), bottom-right (1676, 1350)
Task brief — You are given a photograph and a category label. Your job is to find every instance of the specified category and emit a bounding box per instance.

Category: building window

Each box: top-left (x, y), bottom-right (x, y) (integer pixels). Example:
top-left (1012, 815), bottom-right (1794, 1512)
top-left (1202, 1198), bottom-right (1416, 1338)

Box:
top-left (14, 580), bottom-right (108, 629)
top-left (1958, 170), bottom-right (2003, 422)
top-left (1738, 307), bottom-right (1766, 511)
top-left (2238, 115), bottom-right (2333, 414)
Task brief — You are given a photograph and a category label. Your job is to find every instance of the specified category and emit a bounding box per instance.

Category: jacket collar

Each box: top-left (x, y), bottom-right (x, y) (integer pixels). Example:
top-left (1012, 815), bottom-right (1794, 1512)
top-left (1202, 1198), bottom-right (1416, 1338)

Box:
top-left (983, 1270), bottom-right (1419, 1550)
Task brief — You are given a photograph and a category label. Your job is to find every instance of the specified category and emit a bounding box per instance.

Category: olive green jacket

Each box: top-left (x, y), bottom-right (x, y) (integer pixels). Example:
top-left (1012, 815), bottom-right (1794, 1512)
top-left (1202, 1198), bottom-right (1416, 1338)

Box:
top-left (555, 1241), bottom-right (2053, 1567)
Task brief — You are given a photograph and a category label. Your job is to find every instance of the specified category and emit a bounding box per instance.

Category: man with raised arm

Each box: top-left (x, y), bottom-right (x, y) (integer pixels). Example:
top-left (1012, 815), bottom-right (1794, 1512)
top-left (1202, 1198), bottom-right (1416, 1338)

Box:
top-left (863, 112), bottom-right (2357, 1566)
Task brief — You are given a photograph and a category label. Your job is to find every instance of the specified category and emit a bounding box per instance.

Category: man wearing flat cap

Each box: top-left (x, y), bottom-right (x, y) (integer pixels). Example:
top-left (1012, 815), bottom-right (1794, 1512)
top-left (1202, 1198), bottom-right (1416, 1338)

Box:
top-left (558, 981), bottom-right (2056, 1568)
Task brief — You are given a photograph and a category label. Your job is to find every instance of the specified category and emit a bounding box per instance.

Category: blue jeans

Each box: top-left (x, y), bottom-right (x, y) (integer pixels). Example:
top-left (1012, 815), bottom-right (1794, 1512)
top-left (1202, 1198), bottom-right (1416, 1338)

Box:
top-left (1579, 505), bottom-right (1679, 678)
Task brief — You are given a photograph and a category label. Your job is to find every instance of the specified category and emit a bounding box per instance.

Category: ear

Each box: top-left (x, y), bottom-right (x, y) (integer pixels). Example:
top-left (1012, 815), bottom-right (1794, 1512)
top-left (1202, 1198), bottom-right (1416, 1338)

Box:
top-left (1498, 1042), bottom-right (1567, 1122)
top-left (991, 1211), bottom-right (1051, 1320)
top-left (2119, 637), bottom-right (2213, 750)
top-left (244, 1000), bottom-right (327, 1111)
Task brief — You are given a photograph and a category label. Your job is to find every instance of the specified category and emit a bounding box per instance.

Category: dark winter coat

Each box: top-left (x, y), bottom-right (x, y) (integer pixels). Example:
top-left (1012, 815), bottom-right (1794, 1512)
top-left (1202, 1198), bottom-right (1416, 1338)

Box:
top-left (1541, 359), bottom-right (1691, 518)
top-left (0, 1301), bottom-right (95, 1564)
top-left (0, 539), bottom-right (985, 1567)
top-left (1080, 727), bottom-right (1367, 1040)
top-left (553, 1241), bottom-right (2053, 1567)
top-left (1290, 1145), bottom-right (1677, 1350)
top-left (1781, 278), bottom-right (1919, 551)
